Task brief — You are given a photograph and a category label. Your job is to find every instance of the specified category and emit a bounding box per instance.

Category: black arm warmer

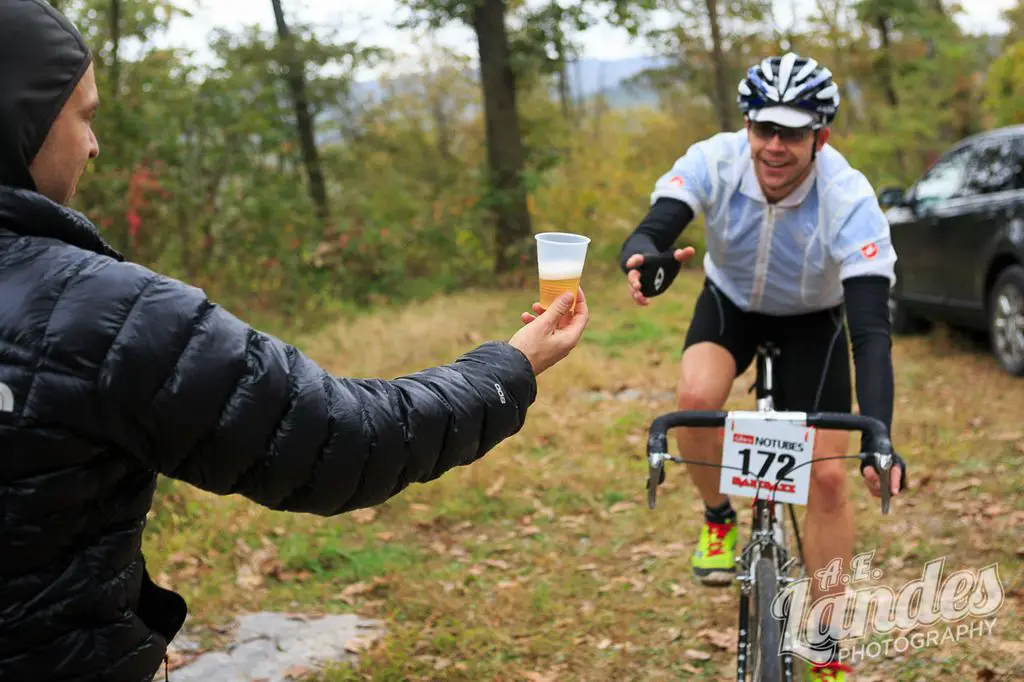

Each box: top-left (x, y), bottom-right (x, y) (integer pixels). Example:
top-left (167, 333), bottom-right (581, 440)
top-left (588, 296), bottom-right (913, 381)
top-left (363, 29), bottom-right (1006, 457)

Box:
top-left (843, 275), bottom-right (895, 447)
top-left (619, 198), bottom-right (696, 272)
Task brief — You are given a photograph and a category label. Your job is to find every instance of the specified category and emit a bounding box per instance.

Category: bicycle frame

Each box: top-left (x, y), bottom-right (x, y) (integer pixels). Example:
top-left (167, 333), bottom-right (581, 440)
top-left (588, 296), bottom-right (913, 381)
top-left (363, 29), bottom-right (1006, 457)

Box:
top-left (645, 342), bottom-right (896, 681)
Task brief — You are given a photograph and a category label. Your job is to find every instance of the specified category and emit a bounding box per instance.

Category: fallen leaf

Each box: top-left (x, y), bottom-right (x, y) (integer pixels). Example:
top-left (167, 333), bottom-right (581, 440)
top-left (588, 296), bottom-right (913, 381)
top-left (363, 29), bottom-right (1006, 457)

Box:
top-left (948, 478), bottom-right (982, 492)
top-left (338, 579), bottom-right (388, 604)
top-left (235, 564), bottom-right (262, 589)
top-left (376, 531), bottom-right (395, 542)
top-left (524, 673), bottom-right (556, 682)
top-left (484, 559), bottom-right (510, 570)
top-left (169, 552), bottom-right (192, 565)
top-left (609, 501), bottom-right (636, 513)
top-left (596, 638), bottom-right (612, 650)
top-left (486, 476), bottom-right (506, 497)
top-left (410, 503), bottom-right (430, 513)
top-left (350, 508), bottom-right (378, 524)
top-left (283, 664), bottom-right (310, 679)
top-left (982, 504), bottom-right (1007, 518)
top-left (598, 577), bottom-right (630, 593)
top-left (520, 525), bottom-right (541, 536)
top-left (341, 582), bottom-right (372, 598)
top-left (344, 631), bottom-right (383, 654)
top-left (680, 663), bottom-right (701, 673)
top-left (976, 669), bottom-right (997, 681)
top-left (698, 627), bottom-right (738, 652)
top-left (665, 627), bottom-right (682, 642)
top-left (670, 583), bottom-right (687, 597)
top-left (684, 649), bottom-right (712, 661)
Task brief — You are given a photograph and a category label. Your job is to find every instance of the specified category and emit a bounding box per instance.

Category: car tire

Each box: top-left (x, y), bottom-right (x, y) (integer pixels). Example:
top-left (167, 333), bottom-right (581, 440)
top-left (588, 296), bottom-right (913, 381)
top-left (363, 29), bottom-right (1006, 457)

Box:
top-left (889, 286), bottom-right (931, 335)
top-left (988, 265), bottom-right (1024, 377)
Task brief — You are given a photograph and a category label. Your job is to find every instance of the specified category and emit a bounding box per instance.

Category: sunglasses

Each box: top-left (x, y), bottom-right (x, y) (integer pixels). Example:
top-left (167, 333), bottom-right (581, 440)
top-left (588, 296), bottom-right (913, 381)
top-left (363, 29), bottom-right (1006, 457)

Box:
top-left (750, 121), bottom-right (814, 144)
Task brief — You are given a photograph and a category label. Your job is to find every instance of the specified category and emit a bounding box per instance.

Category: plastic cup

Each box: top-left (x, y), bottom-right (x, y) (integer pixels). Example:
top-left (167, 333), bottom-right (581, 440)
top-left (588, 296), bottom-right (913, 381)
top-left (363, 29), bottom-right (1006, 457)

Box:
top-left (535, 232), bottom-right (590, 311)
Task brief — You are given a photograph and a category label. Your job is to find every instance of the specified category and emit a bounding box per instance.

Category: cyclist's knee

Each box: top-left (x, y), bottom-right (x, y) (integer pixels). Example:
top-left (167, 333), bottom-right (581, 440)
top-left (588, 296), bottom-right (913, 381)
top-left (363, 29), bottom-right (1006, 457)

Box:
top-left (810, 460), bottom-right (848, 512)
top-left (676, 390), bottom-right (722, 411)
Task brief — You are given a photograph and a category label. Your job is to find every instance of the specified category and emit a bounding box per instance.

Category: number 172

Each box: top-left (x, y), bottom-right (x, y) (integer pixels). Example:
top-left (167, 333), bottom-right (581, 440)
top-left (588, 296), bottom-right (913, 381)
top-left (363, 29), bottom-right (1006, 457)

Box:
top-left (737, 448), bottom-right (796, 482)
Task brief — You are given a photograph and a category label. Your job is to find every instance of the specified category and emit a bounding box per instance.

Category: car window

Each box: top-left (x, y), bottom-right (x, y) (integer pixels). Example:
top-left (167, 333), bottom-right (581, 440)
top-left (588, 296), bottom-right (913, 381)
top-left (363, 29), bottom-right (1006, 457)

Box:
top-left (961, 136), bottom-right (1024, 196)
top-left (913, 146), bottom-right (972, 206)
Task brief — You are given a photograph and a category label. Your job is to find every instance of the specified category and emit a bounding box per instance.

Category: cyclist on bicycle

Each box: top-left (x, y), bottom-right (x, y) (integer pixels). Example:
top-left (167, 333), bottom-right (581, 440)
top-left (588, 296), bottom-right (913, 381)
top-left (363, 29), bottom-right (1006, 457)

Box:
top-left (619, 52), bottom-right (907, 680)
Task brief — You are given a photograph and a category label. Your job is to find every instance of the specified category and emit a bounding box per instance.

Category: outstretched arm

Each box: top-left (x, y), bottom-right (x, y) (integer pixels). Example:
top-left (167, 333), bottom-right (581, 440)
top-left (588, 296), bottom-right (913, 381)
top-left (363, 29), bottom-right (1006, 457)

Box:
top-left (618, 198), bottom-right (695, 272)
top-left (85, 261), bottom-right (537, 516)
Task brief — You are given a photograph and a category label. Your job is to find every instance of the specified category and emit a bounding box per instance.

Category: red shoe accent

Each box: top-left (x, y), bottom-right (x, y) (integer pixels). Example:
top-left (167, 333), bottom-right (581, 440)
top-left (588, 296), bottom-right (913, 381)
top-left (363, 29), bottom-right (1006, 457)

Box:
top-left (811, 661), bottom-right (855, 679)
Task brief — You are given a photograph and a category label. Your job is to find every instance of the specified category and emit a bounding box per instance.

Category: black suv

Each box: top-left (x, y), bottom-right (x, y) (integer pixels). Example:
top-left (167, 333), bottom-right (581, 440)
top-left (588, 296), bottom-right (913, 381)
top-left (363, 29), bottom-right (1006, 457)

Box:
top-left (879, 125), bottom-right (1024, 377)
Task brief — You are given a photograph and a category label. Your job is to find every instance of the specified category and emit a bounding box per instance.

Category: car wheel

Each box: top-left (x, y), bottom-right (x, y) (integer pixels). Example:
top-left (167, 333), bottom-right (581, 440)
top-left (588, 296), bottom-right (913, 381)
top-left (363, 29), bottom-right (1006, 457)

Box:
top-left (889, 287), bottom-right (930, 335)
top-left (988, 265), bottom-right (1024, 377)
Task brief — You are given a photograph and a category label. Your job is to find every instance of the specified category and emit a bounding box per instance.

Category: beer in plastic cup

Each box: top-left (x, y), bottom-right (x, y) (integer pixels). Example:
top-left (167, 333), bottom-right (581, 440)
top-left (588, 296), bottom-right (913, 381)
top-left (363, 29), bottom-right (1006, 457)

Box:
top-left (535, 232), bottom-right (590, 311)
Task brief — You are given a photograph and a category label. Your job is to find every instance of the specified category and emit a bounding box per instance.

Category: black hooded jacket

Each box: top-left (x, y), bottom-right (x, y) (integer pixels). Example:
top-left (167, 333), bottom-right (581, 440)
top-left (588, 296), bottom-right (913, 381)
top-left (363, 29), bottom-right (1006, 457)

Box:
top-left (0, 4), bottom-right (539, 681)
top-left (0, 187), bottom-right (539, 682)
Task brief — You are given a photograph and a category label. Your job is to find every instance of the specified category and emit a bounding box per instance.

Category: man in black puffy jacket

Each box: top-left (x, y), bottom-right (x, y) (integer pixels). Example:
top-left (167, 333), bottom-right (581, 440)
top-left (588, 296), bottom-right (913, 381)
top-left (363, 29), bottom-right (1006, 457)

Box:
top-left (0, 3), bottom-right (590, 681)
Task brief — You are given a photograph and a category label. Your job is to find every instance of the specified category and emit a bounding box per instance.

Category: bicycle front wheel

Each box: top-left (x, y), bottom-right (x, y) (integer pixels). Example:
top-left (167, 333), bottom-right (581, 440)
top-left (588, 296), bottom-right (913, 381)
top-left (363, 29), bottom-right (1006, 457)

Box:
top-left (749, 556), bottom-right (783, 682)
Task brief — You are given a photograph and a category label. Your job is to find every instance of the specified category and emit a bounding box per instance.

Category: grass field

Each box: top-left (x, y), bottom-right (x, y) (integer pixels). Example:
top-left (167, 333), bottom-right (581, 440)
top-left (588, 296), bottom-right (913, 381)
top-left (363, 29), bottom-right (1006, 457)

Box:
top-left (145, 261), bottom-right (1024, 681)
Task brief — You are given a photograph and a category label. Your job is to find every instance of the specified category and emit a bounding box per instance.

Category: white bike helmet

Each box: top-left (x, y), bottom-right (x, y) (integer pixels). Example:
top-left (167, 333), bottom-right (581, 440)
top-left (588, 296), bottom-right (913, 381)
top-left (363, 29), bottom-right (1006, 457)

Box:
top-left (737, 52), bottom-right (840, 129)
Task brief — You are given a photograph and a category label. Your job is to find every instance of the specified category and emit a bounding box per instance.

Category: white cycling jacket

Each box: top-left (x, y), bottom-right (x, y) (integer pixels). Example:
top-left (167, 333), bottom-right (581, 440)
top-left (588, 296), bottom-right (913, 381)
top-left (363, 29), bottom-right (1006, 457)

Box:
top-left (651, 129), bottom-right (897, 316)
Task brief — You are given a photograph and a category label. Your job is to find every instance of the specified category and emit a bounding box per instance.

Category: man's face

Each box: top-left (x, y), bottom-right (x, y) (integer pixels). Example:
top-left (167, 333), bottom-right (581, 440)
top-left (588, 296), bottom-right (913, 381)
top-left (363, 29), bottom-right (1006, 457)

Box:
top-left (28, 63), bottom-right (100, 205)
top-left (746, 119), bottom-right (829, 202)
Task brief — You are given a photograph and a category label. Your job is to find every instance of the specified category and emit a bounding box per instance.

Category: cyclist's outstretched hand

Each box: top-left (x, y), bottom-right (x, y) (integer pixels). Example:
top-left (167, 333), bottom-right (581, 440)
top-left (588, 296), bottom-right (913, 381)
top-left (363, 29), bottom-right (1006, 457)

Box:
top-left (509, 288), bottom-right (590, 376)
top-left (625, 247), bottom-right (695, 306)
top-left (861, 452), bottom-right (906, 497)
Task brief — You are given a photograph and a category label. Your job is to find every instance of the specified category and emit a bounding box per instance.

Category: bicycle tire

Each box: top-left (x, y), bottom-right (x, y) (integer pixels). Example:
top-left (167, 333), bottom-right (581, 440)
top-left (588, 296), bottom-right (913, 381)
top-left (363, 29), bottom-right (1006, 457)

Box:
top-left (782, 504), bottom-right (806, 681)
top-left (750, 556), bottom-right (783, 682)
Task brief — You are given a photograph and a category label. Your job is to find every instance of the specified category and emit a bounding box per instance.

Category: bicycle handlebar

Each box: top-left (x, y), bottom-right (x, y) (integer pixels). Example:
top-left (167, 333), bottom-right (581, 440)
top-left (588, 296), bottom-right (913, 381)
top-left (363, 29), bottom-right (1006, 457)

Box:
top-left (646, 409), bottom-right (896, 514)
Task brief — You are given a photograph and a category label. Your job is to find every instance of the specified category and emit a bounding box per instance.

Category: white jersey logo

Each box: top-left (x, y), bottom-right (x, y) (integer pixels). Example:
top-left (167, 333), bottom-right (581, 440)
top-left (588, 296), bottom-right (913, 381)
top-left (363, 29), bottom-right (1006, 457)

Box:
top-left (0, 381), bottom-right (14, 413)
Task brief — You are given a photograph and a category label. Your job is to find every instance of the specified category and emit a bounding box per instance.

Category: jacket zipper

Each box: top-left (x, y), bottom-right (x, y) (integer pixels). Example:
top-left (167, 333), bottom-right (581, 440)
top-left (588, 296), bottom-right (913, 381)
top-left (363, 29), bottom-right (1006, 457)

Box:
top-left (750, 205), bottom-right (777, 310)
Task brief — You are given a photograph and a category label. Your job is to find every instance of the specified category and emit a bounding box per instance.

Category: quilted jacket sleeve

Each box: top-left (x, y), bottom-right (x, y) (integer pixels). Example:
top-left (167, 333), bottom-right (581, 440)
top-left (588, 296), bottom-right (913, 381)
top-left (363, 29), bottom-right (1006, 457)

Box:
top-left (83, 259), bottom-right (538, 515)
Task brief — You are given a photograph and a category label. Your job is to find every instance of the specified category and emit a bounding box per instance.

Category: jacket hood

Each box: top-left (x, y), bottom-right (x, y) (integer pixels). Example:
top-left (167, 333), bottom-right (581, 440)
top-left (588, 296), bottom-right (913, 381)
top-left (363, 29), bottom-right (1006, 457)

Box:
top-left (0, 0), bottom-right (92, 191)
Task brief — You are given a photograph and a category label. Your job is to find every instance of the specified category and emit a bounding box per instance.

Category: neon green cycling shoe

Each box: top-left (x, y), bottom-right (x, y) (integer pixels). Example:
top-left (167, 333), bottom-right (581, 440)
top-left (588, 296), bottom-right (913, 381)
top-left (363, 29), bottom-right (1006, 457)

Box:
top-left (690, 519), bottom-right (737, 586)
top-left (808, 661), bottom-right (854, 681)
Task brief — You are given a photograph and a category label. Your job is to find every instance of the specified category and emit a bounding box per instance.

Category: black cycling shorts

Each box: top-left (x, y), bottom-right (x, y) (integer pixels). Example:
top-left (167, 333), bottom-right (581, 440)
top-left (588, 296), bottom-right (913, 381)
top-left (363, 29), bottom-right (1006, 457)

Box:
top-left (683, 278), bottom-right (852, 413)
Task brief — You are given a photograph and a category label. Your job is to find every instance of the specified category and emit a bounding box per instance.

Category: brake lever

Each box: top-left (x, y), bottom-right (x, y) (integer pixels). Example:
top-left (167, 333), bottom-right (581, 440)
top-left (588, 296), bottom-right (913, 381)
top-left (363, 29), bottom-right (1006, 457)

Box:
top-left (874, 452), bottom-right (893, 515)
top-left (647, 452), bottom-right (666, 509)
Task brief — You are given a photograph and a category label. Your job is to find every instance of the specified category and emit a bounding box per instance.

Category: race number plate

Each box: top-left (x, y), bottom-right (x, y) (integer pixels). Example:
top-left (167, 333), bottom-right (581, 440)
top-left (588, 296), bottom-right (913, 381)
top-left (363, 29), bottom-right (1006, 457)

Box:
top-left (719, 415), bottom-right (816, 505)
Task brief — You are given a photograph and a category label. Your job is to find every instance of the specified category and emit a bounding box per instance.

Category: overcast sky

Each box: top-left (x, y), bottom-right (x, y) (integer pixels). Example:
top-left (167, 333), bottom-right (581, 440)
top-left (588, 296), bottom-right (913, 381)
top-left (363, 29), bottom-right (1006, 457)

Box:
top-left (159, 0), bottom-right (1018, 80)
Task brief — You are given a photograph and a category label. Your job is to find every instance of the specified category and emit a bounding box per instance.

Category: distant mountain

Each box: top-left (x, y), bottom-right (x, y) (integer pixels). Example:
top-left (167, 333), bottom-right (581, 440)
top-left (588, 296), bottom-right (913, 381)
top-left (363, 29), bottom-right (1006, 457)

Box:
top-left (317, 56), bottom-right (665, 144)
top-left (565, 56), bottom-right (669, 101)
top-left (349, 55), bottom-right (668, 108)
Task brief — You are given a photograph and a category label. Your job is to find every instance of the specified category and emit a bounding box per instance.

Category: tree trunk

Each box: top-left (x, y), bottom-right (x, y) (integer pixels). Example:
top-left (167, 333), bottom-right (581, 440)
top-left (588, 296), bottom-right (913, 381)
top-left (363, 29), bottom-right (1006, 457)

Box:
top-left (271, 0), bottom-right (330, 224)
top-left (472, 0), bottom-right (533, 274)
top-left (876, 16), bottom-right (899, 109)
top-left (875, 16), bottom-right (906, 173)
top-left (109, 0), bottom-right (121, 98)
top-left (705, 0), bottom-right (733, 131)
top-left (553, 30), bottom-right (572, 121)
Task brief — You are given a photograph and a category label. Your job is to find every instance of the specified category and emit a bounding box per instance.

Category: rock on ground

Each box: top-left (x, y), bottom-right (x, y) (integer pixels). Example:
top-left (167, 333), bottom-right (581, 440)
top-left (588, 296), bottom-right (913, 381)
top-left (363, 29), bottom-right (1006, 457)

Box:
top-left (158, 612), bottom-right (384, 682)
